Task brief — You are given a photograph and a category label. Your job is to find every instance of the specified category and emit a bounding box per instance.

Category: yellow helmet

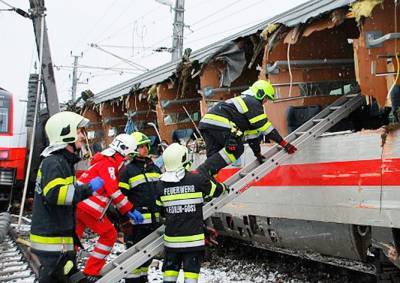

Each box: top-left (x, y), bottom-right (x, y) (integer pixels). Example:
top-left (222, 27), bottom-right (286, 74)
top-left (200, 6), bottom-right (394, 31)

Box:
top-left (131, 131), bottom-right (151, 150)
top-left (249, 80), bottom-right (275, 101)
top-left (45, 111), bottom-right (89, 146)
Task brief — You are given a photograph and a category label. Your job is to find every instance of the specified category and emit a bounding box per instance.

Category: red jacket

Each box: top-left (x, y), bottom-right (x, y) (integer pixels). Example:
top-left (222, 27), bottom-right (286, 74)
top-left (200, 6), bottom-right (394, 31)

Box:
top-left (77, 152), bottom-right (133, 219)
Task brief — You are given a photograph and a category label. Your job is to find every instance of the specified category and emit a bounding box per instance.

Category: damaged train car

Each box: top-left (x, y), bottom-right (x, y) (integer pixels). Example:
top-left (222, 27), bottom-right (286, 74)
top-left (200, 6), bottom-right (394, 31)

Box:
top-left (79, 0), bottom-right (400, 280)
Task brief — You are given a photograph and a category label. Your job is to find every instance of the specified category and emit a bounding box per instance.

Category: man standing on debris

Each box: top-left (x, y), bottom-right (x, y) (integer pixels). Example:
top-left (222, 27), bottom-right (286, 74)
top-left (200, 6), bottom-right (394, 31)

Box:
top-left (155, 143), bottom-right (226, 283)
top-left (119, 131), bottom-right (162, 283)
top-left (30, 111), bottom-right (105, 283)
top-left (76, 134), bottom-right (144, 282)
top-left (198, 79), bottom-right (297, 176)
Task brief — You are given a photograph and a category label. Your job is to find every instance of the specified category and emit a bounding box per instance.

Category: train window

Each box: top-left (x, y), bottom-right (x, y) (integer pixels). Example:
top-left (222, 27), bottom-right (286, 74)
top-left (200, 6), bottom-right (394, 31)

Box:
top-left (0, 97), bottom-right (10, 134)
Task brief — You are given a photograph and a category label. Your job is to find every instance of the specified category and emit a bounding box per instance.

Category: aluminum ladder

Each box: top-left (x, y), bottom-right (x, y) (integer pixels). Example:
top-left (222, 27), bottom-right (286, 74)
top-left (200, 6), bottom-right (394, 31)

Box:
top-left (97, 93), bottom-right (364, 283)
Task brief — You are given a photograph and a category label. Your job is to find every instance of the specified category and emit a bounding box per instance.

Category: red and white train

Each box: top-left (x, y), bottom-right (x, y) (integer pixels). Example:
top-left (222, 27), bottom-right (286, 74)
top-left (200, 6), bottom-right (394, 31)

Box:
top-left (0, 88), bottom-right (27, 202)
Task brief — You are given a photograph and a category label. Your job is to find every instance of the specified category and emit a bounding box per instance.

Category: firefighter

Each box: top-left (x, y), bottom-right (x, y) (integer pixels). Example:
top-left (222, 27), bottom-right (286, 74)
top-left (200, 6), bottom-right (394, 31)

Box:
top-left (76, 134), bottom-right (144, 281)
top-left (198, 79), bottom-right (297, 176)
top-left (155, 143), bottom-right (226, 283)
top-left (119, 131), bottom-right (162, 283)
top-left (30, 111), bottom-right (105, 283)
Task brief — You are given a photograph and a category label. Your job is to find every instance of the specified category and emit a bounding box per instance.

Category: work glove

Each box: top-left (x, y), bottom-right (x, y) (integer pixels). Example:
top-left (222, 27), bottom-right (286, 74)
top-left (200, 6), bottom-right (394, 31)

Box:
top-left (204, 226), bottom-right (219, 246)
top-left (255, 152), bottom-right (266, 163)
top-left (279, 140), bottom-right (297, 154)
top-left (127, 209), bottom-right (144, 224)
top-left (88, 177), bottom-right (104, 192)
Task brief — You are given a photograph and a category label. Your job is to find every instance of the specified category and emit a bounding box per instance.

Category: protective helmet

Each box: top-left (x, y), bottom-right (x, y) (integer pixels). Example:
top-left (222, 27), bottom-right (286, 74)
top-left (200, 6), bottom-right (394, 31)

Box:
top-left (249, 80), bottom-right (275, 101)
top-left (108, 133), bottom-right (137, 157)
top-left (163, 143), bottom-right (191, 172)
top-left (45, 111), bottom-right (89, 146)
top-left (131, 131), bottom-right (151, 150)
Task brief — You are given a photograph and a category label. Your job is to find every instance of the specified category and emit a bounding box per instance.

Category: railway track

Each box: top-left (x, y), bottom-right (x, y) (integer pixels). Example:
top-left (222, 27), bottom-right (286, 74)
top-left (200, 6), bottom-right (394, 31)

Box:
top-left (0, 213), bottom-right (38, 283)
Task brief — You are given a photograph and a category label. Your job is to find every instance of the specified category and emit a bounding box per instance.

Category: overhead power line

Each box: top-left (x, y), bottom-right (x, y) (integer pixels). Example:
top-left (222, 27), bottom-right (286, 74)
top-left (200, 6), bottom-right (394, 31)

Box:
top-left (89, 43), bottom-right (149, 72)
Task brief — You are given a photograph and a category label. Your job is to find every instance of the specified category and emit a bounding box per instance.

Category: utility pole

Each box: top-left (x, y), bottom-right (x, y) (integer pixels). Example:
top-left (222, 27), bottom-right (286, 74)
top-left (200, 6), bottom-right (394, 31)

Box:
top-left (29, 0), bottom-right (59, 116)
top-left (70, 52), bottom-right (82, 102)
top-left (171, 0), bottom-right (185, 62)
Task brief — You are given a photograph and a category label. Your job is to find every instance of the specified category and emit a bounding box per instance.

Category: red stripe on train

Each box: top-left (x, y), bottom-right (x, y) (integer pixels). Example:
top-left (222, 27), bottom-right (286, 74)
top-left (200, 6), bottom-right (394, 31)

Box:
top-left (216, 158), bottom-right (400, 186)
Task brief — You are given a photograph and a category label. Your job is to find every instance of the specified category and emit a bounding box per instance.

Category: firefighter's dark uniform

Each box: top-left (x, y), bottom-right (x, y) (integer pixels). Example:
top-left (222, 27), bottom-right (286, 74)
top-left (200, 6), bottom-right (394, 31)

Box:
top-left (198, 94), bottom-right (284, 175)
top-left (155, 170), bottom-right (225, 282)
top-left (119, 157), bottom-right (161, 283)
top-left (30, 149), bottom-right (93, 283)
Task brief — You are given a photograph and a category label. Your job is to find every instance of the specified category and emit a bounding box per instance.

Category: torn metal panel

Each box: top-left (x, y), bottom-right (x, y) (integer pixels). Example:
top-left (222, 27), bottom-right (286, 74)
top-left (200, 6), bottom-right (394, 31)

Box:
top-left (284, 25), bottom-right (303, 44)
top-left (302, 9), bottom-right (346, 37)
top-left (201, 41), bottom-right (247, 87)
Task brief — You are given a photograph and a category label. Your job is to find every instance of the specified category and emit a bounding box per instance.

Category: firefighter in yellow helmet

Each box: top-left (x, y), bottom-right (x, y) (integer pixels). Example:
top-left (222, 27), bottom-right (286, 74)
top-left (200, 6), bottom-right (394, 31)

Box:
top-left (198, 79), bottom-right (297, 176)
top-left (119, 131), bottom-right (162, 283)
top-left (30, 111), bottom-right (104, 283)
top-left (155, 143), bottom-right (226, 283)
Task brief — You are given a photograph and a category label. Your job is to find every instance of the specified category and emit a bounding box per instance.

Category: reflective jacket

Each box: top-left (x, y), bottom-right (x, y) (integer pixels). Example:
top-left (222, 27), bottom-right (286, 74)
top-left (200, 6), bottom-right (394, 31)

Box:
top-left (119, 157), bottom-right (161, 225)
top-left (77, 152), bottom-right (133, 219)
top-left (30, 149), bottom-right (92, 254)
top-left (155, 170), bottom-right (225, 252)
top-left (199, 94), bottom-right (274, 139)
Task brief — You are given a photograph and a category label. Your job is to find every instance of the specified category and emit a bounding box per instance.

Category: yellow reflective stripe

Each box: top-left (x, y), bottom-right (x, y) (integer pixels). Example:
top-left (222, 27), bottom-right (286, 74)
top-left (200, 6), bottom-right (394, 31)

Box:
top-left (257, 120), bottom-right (272, 132)
top-left (142, 212), bottom-right (160, 219)
top-left (30, 234), bottom-right (74, 244)
top-left (160, 192), bottom-right (203, 202)
top-left (244, 121), bottom-right (273, 137)
top-left (185, 272), bottom-right (199, 279)
top-left (57, 185), bottom-right (68, 205)
top-left (164, 233), bottom-right (204, 243)
top-left (43, 176), bottom-right (74, 196)
top-left (223, 148), bottom-right (237, 163)
top-left (129, 175), bottom-right (145, 183)
top-left (249, 113), bottom-right (267, 124)
top-left (244, 129), bottom-right (258, 136)
top-left (164, 270), bottom-right (179, 277)
top-left (234, 96), bottom-right (248, 113)
top-left (145, 172), bottom-right (160, 178)
top-left (209, 181), bottom-right (217, 197)
top-left (119, 182), bottom-right (130, 190)
top-left (37, 169), bottom-right (42, 178)
top-left (203, 114), bottom-right (230, 125)
top-left (156, 199), bottom-right (163, 206)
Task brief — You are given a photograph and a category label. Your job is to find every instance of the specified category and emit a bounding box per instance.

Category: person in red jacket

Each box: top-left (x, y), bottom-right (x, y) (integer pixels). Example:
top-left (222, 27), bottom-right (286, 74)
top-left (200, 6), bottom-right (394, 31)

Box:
top-left (76, 134), bottom-right (144, 281)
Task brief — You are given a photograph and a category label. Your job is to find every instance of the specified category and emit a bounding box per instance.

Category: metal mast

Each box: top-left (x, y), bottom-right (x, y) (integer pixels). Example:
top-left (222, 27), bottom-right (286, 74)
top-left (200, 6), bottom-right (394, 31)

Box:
top-left (171, 0), bottom-right (185, 61)
top-left (29, 0), bottom-right (59, 115)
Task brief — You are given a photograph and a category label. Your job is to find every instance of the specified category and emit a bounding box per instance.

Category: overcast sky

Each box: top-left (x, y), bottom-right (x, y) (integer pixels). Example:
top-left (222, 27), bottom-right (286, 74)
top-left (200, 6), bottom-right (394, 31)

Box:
top-left (1, 0), bottom-right (307, 103)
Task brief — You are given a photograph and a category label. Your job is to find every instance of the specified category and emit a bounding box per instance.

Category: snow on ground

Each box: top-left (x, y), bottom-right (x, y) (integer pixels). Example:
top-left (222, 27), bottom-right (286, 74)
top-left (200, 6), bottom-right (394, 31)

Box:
top-left (79, 236), bottom-right (375, 283)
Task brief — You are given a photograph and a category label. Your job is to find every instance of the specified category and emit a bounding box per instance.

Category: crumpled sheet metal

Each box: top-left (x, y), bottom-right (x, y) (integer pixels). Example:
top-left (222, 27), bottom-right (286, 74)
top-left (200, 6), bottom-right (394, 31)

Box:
top-left (201, 41), bottom-right (247, 87)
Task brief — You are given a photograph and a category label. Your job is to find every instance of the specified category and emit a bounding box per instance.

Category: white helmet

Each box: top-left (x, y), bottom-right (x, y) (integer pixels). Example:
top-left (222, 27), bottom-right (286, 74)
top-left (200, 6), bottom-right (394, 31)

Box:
top-left (104, 134), bottom-right (137, 157)
top-left (163, 143), bottom-right (191, 172)
top-left (45, 111), bottom-right (89, 146)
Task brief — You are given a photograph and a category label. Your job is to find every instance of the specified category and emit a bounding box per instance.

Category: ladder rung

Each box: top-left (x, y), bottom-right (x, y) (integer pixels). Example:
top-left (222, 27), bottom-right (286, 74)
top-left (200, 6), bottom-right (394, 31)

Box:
top-left (112, 262), bottom-right (120, 267)
top-left (295, 131), bottom-right (307, 136)
top-left (312, 119), bottom-right (324, 123)
top-left (239, 172), bottom-right (247, 177)
top-left (329, 106), bottom-right (341, 110)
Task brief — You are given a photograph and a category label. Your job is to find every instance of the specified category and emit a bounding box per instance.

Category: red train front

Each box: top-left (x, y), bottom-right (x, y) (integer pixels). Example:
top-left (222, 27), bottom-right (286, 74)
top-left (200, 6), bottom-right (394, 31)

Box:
top-left (0, 88), bottom-right (27, 203)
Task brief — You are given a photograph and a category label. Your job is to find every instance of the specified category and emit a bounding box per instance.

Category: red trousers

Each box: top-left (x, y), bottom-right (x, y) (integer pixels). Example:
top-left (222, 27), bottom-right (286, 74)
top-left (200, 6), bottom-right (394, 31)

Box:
top-left (76, 209), bottom-right (117, 276)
